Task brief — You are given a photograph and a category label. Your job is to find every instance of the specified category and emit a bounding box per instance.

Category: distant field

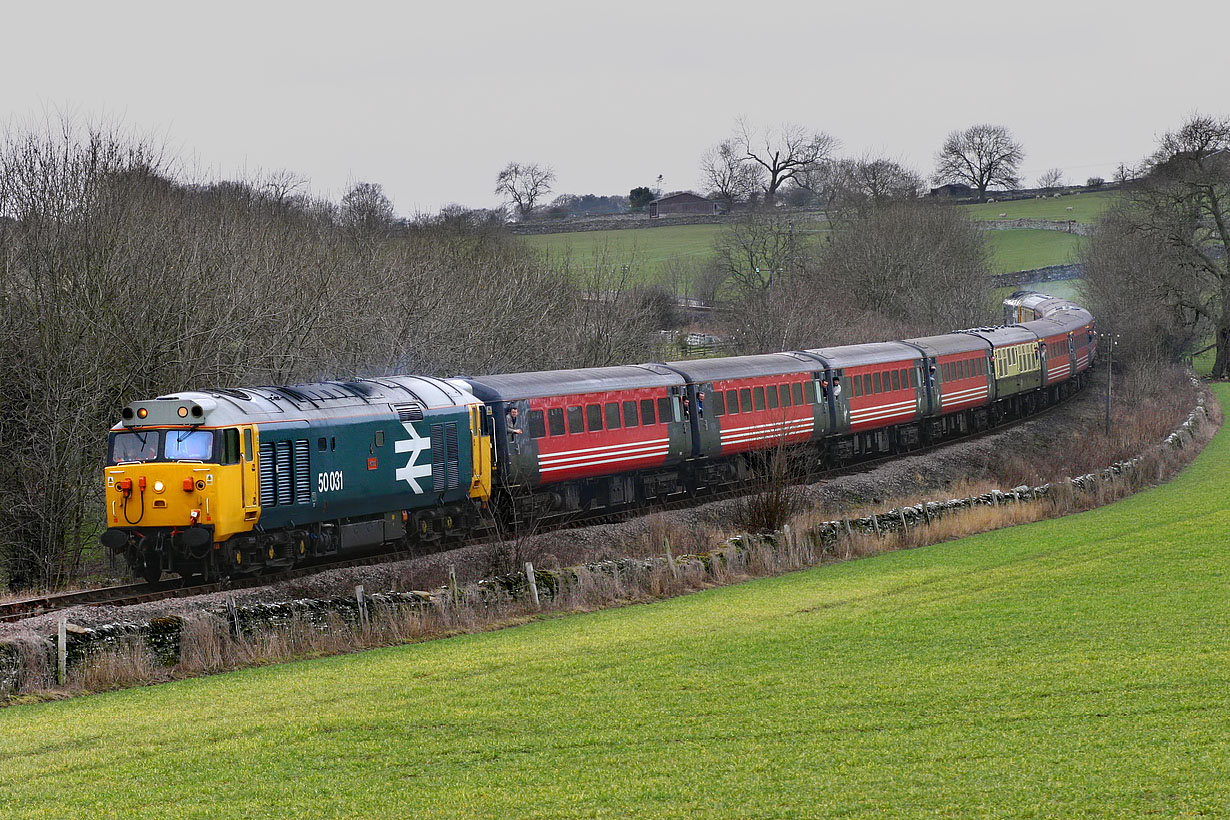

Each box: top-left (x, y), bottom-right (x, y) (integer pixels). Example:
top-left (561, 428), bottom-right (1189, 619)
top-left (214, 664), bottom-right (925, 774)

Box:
top-left (3, 386), bottom-right (1228, 818)
top-left (961, 190), bottom-right (1118, 223)
top-left (521, 217), bottom-right (1084, 283)
top-left (993, 277), bottom-right (1084, 304)
top-left (984, 228), bottom-right (1082, 273)
top-left (520, 223), bottom-right (726, 284)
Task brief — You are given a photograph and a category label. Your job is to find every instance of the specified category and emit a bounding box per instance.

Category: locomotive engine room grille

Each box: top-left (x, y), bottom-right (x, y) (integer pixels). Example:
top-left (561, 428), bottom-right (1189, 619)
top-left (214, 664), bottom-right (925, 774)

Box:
top-left (431, 422), bottom-right (461, 491)
top-left (259, 438), bottom-right (311, 507)
top-left (392, 402), bottom-right (424, 422)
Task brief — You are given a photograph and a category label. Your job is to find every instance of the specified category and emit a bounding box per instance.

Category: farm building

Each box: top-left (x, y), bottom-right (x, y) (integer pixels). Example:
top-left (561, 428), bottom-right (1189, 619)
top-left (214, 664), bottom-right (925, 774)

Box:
top-left (928, 183), bottom-right (975, 199)
top-left (648, 192), bottom-right (721, 218)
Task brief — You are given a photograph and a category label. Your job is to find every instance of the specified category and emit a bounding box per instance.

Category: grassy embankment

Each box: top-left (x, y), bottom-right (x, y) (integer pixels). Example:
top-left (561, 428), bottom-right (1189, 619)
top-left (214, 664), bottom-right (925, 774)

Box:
top-left (2, 386), bottom-right (1226, 818)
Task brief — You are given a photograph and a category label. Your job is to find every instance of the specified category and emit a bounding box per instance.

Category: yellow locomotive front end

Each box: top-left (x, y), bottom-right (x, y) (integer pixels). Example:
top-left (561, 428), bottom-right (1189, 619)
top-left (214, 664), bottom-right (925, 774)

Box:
top-left (100, 397), bottom-right (260, 582)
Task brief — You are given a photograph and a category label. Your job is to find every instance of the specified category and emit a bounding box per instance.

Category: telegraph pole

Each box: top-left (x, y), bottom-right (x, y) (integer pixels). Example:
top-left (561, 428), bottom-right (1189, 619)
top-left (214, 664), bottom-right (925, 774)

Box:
top-left (1104, 334), bottom-right (1118, 437)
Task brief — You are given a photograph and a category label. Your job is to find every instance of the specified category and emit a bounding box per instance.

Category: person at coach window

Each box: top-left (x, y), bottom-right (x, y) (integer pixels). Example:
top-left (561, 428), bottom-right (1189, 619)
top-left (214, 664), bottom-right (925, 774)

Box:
top-left (506, 406), bottom-right (524, 453)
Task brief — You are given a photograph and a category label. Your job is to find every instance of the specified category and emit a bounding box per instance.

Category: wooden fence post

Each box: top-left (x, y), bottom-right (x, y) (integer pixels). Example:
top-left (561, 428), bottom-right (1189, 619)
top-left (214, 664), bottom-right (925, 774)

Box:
top-left (57, 617), bottom-right (67, 687)
top-left (524, 562), bottom-right (541, 609)
top-left (355, 585), bottom-right (368, 627)
top-left (226, 595), bottom-right (241, 639)
top-left (870, 513), bottom-right (881, 537)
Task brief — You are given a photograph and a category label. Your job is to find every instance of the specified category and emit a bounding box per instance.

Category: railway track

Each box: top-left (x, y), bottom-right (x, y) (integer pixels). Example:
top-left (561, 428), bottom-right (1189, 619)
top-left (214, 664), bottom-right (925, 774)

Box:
top-left (0, 382), bottom-right (1083, 626)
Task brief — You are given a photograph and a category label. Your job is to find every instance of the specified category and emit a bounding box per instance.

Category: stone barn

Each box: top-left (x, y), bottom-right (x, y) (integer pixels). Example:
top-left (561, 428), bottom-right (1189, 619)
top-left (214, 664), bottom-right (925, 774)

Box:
top-left (648, 192), bottom-right (720, 218)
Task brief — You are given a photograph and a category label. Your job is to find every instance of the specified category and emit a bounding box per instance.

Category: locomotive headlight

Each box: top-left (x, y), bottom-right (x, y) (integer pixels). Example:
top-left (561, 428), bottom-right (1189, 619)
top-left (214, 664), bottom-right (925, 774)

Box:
top-left (153, 481), bottom-right (165, 494)
top-left (137, 408), bottom-right (148, 419)
top-left (177, 406), bottom-right (188, 418)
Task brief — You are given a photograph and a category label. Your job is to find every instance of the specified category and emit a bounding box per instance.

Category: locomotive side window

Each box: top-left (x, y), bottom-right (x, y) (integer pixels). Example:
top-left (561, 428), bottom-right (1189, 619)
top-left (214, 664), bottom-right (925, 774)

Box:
top-left (317, 437), bottom-right (327, 452)
top-left (528, 410), bottom-right (546, 439)
top-left (640, 399), bottom-right (656, 425)
top-left (244, 428), bottom-right (254, 460)
top-left (567, 406), bottom-right (584, 434)
top-left (604, 402), bottom-right (620, 430)
top-left (725, 389), bottom-right (737, 414)
top-left (222, 428), bottom-right (241, 465)
top-left (792, 382), bottom-right (804, 405)
top-left (739, 388), bottom-right (752, 413)
top-left (548, 408), bottom-right (565, 437)
top-left (623, 401), bottom-right (639, 427)
top-left (586, 404), bottom-right (603, 432)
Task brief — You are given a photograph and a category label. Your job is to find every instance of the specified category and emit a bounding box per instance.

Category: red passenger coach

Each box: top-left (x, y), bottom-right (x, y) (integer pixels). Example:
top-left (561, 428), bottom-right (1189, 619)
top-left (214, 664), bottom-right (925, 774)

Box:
top-left (660, 353), bottom-right (831, 459)
top-left (462, 366), bottom-right (691, 513)
top-left (806, 343), bottom-right (924, 434)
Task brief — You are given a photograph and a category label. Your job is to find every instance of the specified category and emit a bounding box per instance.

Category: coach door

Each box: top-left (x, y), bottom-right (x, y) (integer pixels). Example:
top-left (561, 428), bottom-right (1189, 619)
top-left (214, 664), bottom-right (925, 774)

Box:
top-left (690, 382), bottom-right (720, 457)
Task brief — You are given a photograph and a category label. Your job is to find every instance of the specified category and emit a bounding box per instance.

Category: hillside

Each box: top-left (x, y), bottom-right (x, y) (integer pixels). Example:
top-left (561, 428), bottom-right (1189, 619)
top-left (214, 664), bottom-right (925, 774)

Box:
top-left (1, 386), bottom-right (1225, 817)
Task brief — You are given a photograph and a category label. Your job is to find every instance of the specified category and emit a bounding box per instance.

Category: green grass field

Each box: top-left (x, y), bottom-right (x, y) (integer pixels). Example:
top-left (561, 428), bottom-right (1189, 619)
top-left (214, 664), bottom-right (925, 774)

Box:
top-left (984, 228), bottom-right (1082, 273)
top-left (2, 387), bottom-right (1226, 818)
top-left (960, 190), bottom-right (1118, 223)
top-left (993, 278), bottom-right (1085, 304)
top-left (520, 218), bottom-right (1085, 282)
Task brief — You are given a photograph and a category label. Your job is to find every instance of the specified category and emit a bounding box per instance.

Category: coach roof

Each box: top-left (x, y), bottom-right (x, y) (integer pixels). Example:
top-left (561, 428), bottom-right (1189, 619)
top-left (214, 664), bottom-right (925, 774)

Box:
top-left (462, 366), bottom-right (683, 402)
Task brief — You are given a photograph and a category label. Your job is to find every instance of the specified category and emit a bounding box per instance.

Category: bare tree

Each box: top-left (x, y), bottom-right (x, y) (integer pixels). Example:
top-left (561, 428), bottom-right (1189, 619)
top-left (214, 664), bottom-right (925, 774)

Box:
top-left (933, 124), bottom-right (1025, 202)
top-left (494, 161), bottom-right (555, 218)
top-left (699, 139), bottom-right (763, 206)
top-left (819, 155), bottom-right (925, 221)
top-left (341, 182), bottom-right (396, 236)
top-left (733, 119), bottom-right (837, 207)
top-left (820, 200), bottom-right (994, 334)
top-left (1036, 167), bottom-right (1065, 189)
top-left (1110, 114), bottom-right (1230, 376)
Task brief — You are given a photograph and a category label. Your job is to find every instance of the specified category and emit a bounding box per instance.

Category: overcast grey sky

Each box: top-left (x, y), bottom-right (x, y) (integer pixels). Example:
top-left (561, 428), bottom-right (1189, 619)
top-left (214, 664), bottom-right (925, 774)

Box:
top-left (3, 0), bottom-right (1224, 215)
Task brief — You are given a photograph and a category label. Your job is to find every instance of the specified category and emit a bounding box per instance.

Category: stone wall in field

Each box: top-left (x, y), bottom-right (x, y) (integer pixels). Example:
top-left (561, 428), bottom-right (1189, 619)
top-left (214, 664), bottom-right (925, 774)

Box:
top-left (991, 263), bottom-right (1085, 288)
top-left (979, 218), bottom-right (1092, 236)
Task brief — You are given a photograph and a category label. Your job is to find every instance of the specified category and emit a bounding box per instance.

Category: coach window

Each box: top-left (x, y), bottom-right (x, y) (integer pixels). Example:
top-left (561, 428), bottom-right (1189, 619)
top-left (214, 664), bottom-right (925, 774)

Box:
top-left (528, 410), bottom-right (546, 438)
top-left (587, 404), bottom-right (603, 432)
top-left (873, 372), bottom-right (882, 394)
top-left (623, 400), bottom-right (639, 427)
top-left (860, 374), bottom-right (870, 395)
top-left (567, 406), bottom-right (584, 434)
top-left (739, 388), bottom-right (752, 413)
top-left (779, 384), bottom-right (792, 407)
top-left (803, 381), bottom-right (817, 405)
top-left (726, 389), bottom-right (738, 414)
top-left (605, 402), bottom-right (621, 430)
top-left (753, 387), bottom-right (766, 411)
top-left (658, 396), bottom-right (673, 423)
top-left (640, 399), bottom-right (656, 425)
top-left (792, 382), bottom-right (804, 405)
top-left (766, 384), bottom-right (779, 410)
top-left (548, 407), bottom-right (566, 437)
top-left (891, 370), bottom-right (900, 391)
top-left (712, 391), bottom-right (726, 416)
top-left (852, 377), bottom-right (862, 398)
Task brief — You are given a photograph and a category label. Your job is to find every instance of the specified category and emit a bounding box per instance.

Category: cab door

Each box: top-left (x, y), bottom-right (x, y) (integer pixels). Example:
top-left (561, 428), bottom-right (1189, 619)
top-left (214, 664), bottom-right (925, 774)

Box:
top-left (241, 426), bottom-right (259, 521)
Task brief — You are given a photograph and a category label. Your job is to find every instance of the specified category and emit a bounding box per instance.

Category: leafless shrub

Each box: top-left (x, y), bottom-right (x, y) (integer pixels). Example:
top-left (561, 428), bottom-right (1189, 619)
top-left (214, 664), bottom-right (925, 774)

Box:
top-left (68, 637), bottom-right (161, 693)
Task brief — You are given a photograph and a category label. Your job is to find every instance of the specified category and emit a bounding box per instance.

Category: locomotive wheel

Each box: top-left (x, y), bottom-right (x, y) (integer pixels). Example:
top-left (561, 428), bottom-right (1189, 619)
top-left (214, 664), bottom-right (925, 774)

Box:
top-left (141, 555), bottom-right (162, 584)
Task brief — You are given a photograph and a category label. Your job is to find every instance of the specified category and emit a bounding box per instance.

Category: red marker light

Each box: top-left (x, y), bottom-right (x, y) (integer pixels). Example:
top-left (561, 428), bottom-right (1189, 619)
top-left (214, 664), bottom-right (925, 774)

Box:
top-left (183, 478), bottom-right (194, 492)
